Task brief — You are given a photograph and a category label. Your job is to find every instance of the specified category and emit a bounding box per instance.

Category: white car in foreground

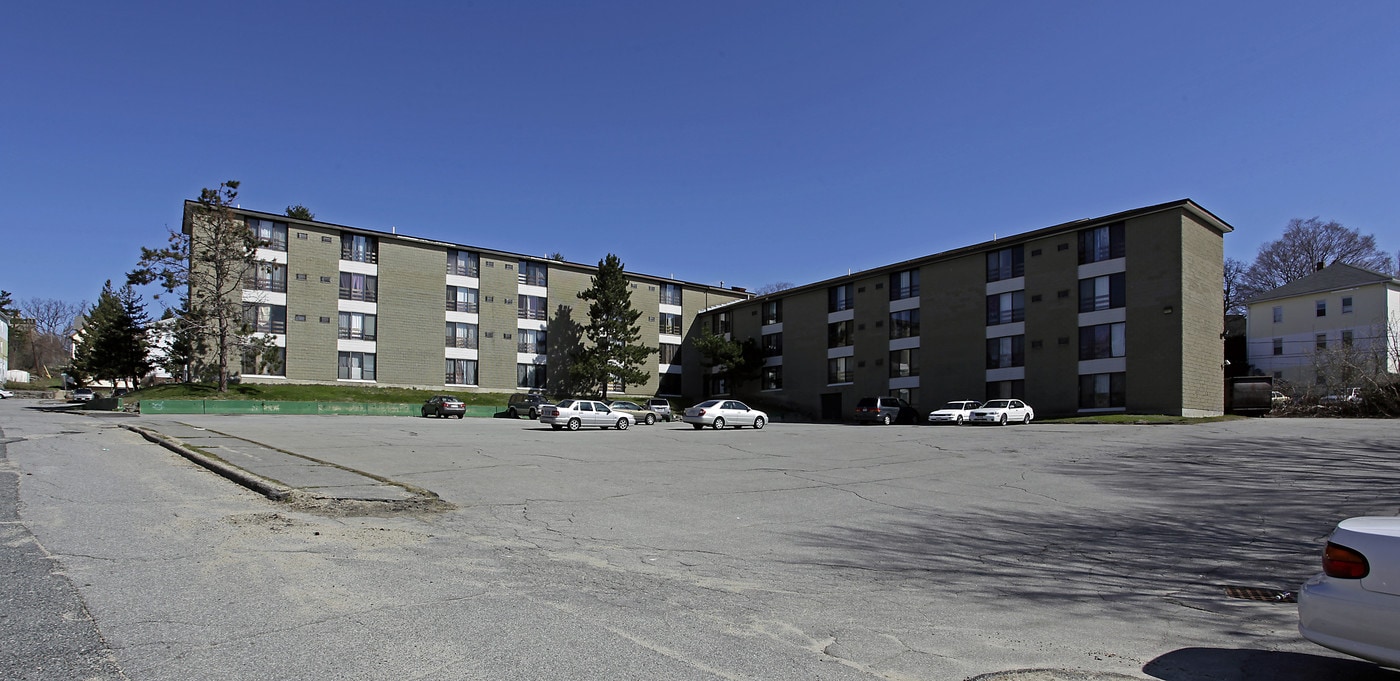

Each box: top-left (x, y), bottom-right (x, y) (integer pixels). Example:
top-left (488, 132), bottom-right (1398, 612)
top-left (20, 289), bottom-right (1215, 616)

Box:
top-left (539, 399), bottom-right (634, 431)
top-left (1299, 516), bottom-right (1400, 668)
top-left (682, 400), bottom-right (767, 430)
top-left (927, 400), bottom-right (981, 425)
top-left (968, 399), bottom-right (1034, 425)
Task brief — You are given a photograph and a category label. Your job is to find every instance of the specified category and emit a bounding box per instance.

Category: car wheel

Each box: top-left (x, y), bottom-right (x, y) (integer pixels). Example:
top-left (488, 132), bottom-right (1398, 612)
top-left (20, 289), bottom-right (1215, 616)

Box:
top-left (692, 423), bottom-right (704, 430)
top-left (999, 414), bottom-right (1008, 426)
top-left (955, 415), bottom-right (964, 426)
top-left (753, 416), bottom-right (766, 430)
top-left (616, 418), bottom-right (630, 430)
top-left (644, 414), bottom-right (655, 425)
top-left (882, 413), bottom-right (893, 426)
top-left (1023, 413), bottom-right (1031, 424)
top-left (457, 414), bottom-right (464, 419)
top-left (551, 424), bottom-right (563, 430)
top-left (567, 418), bottom-right (581, 431)
top-left (509, 408), bottom-right (519, 419)
top-left (529, 408), bottom-right (538, 420)
top-left (421, 409), bottom-right (429, 417)
top-left (712, 417), bottom-right (725, 430)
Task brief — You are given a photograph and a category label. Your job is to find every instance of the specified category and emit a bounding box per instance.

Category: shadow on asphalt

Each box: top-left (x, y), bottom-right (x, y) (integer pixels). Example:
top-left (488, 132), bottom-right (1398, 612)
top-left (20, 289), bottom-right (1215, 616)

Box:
top-left (1144, 647), bottom-right (1398, 680)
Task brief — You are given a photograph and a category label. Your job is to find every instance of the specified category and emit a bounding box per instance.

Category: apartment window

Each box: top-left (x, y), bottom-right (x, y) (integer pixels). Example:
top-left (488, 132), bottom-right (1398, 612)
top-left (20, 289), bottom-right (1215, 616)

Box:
top-left (446, 322), bottom-right (478, 349)
top-left (518, 295), bottom-right (548, 321)
top-left (1078, 273), bottom-right (1125, 313)
top-left (340, 234), bottom-right (377, 264)
top-left (1079, 372), bottom-right (1126, 409)
top-left (247, 218), bottom-right (288, 251)
top-left (1316, 333), bottom-right (1327, 351)
top-left (659, 343), bottom-right (682, 364)
top-left (986, 335), bottom-right (1025, 369)
top-left (339, 272), bottom-right (378, 302)
top-left (659, 283), bottom-right (682, 306)
top-left (241, 346), bottom-right (285, 376)
top-left (828, 283), bottom-right (854, 312)
top-left (337, 351), bottom-right (375, 381)
top-left (890, 269), bottom-right (920, 300)
top-left (518, 261), bottom-right (548, 287)
top-left (1316, 300), bottom-right (1326, 317)
top-left (447, 286), bottom-right (479, 313)
top-left (762, 366), bottom-right (783, 391)
top-left (986, 246), bottom-right (1024, 282)
top-left (445, 359), bottom-right (478, 385)
top-left (517, 363), bottom-right (547, 389)
top-left (828, 319), bottom-right (854, 348)
top-left (987, 291), bottom-right (1025, 325)
top-left (762, 300), bottom-right (782, 325)
top-left (761, 332), bottom-right (783, 357)
top-left (827, 356), bottom-right (854, 384)
top-left (1342, 330), bottom-right (1354, 347)
top-left (1079, 323), bottom-right (1126, 360)
top-left (890, 309), bottom-right (920, 339)
top-left (889, 348), bottom-right (919, 378)
top-left (1078, 222), bottom-right (1125, 264)
top-left (1272, 306), bottom-right (1283, 323)
top-left (242, 303), bottom-right (286, 334)
top-left (659, 313), bottom-right (682, 335)
top-left (447, 250), bottom-right (479, 277)
top-left (709, 374), bottom-right (729, 397)
top-left (712, 311), bottom-right (731, 335)
top-left (1343, 296), bottom-right (1353, 314)
top-left (658, 374), bottom-right (681, 396)
top-left (517, 328), bottom-right (547, 354)
top-left (338, 312), bottom-right (377, 340)
top-left (247, 261), bottom-right (288, 292)
top-left (1272, 338), bottom-right (1283, 356)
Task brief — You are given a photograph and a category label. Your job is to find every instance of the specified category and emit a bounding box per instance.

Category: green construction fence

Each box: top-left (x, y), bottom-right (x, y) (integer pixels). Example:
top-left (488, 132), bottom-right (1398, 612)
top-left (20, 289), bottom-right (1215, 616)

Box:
top-left (140, 400), bottom-right (501, 417)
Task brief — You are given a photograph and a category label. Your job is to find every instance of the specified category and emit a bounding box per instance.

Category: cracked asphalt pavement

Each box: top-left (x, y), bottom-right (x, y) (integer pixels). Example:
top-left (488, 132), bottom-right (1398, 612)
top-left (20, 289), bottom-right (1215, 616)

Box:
top-left (3, 399), bottom-right (1400, 680)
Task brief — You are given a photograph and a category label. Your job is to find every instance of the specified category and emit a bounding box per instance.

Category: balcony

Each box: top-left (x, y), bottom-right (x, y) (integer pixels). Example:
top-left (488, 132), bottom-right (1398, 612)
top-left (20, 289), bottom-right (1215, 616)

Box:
top-left (339, 287), bottom-right (378, 303)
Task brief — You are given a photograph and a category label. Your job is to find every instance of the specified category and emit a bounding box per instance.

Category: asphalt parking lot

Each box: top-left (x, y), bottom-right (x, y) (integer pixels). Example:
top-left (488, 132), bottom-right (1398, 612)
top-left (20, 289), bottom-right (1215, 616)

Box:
top-left (9, 404), bottom-right (1400, 680)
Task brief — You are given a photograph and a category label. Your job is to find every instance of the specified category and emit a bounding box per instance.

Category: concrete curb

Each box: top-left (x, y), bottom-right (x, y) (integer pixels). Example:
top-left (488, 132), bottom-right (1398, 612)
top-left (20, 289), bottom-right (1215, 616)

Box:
top-left (122, 424), bottom-right (296, 501)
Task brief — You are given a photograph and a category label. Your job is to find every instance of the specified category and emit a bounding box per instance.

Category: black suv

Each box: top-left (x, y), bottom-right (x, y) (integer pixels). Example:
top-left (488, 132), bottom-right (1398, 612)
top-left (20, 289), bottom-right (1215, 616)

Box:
top-left (854, 396), bottom-right (919, 425)
top-left (507, 393), bottom-right (548, 419)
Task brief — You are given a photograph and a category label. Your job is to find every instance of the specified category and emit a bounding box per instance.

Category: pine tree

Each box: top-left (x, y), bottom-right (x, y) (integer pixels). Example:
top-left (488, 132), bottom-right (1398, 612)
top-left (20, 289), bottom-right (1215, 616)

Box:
top-left (72, 282), bottom-right (152, 390)
top-left (113, 284), bottom-right (153, 389)
top-left (570, 254), bottom-right (656, 400)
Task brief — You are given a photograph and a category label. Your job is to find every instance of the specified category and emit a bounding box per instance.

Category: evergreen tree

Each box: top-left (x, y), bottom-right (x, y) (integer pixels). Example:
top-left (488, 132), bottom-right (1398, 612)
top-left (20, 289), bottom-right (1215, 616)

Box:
top-left (570, 254), bottom-right (655, 400)
top-left (129, 180), bottom-right (259, 391)
top-left (72, 282), bottom-right (152, 389)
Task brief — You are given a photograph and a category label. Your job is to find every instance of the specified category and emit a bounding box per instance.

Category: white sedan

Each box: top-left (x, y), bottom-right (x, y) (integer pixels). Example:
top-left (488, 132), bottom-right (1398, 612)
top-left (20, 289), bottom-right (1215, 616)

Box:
top-left (0, 388), bottom-right (14, 399)
top-left (927, 400), bottom-right (981, 425)
top-left (539, 399), bottom-right (634, 431)
top-left (968, 399), bottom-right (1034, 425)
top-left (682, 400), bottom-right (767, 430)
top-left (1299, 516), bottom-right (1400, 668)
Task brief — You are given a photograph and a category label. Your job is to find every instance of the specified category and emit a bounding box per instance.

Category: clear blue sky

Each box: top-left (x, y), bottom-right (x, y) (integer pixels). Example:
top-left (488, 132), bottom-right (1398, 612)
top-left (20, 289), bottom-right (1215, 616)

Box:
top-left (4, 1), bottom-right (1397, 309)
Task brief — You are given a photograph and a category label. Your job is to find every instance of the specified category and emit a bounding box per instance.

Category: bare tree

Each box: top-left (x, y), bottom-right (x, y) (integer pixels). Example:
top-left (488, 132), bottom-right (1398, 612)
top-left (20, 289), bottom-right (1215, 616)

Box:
top-left (1240, 218), bottom-right (1393, 299)
top-left (19, 297), bottom-right (86, 377)
top-left (754, 281), bottom-right (795, 295)
top-left (129, 181), bottom-right (260, 392)
top-left (1223, 257), bottom-right (1247, 315)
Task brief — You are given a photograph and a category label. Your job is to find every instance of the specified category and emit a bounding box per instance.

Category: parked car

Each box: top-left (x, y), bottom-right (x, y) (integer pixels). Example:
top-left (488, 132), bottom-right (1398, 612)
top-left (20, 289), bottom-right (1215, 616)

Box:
top-left (968, 399), bottom-right (1034, 425)
top-left (853, 396), bottom-right (920, 425)
top-left (71, 388), bottom-right (95, 402)
top-left (507, 393), bottom-right (549, 419)
top-left (608, 400), bottom-right (659, 425)
top-left (646, 398), bottom-right (674, 422)
top-left (0, 388), bottom-right (14, 399)
top-left (683, 400), bottom-right (767, 430)
top-left (1321, 388), bottom-right (1363, 404)
top-left (1271, 391), bottom-right (1292, 408)
top-left (112, 388), bottom-right (130, 398)
top-left (927, 400), bottom-right (982, 425)
top-left (1299, 516), bottom-right (1400, 668)
top-left (539, 399), bottom-right (634, 431)
top-left (421, 395), bottom-right (466, 419)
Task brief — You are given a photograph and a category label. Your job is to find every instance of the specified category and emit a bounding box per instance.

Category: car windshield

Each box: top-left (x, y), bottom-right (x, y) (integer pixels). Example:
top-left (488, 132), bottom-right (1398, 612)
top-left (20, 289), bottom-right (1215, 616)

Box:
top-left (696, 400), bottom-right (720, 408)
top-left (942, 402), bottom-right (970, 410)
top-left (982, 400), bottom-right (1012, 409)
top-left (556, 399), bottom-right (576, 408)
top-left (613, 402), bottom-right (639, 410)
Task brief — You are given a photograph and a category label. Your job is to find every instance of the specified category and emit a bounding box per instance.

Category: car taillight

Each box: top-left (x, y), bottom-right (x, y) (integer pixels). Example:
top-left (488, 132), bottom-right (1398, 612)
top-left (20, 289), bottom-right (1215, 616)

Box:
top-left (1322, 541), bottom-right (1369, 579)
top-left (696, 409), bottom-right (706, 416)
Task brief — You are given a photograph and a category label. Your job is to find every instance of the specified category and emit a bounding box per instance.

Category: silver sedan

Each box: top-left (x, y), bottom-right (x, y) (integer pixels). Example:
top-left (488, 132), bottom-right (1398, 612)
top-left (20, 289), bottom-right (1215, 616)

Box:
top-left (539, 399), bottom-right (634, 431)
top-left (682, 400), bottom-right (767, 430)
